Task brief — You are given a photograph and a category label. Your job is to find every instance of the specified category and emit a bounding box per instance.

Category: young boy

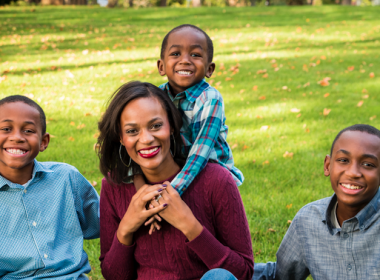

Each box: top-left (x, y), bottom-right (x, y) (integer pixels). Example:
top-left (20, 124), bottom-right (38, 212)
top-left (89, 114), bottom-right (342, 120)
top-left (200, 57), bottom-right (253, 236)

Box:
top-left (0, 95), bottom-right (100, 279)
top-left (155, 24), bottom-right (244, 195)
top-left (254, 124), bottom-right (380, 280)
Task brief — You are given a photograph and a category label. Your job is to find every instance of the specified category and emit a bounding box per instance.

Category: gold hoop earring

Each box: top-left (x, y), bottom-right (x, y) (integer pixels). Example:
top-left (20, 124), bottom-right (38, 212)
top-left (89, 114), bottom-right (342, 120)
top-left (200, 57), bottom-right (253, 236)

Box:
top-left (119, 144), bottom-right (131, 167)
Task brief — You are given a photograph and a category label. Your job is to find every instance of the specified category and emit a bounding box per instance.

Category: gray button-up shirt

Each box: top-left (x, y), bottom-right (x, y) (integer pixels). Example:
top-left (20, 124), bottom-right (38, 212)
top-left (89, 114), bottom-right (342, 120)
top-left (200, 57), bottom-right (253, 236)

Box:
top-left (254, 189), bottom-right (380, 280)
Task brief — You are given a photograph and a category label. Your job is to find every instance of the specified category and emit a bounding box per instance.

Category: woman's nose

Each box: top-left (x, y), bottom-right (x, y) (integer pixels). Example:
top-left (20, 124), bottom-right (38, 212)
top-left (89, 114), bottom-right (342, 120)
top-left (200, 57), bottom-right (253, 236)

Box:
top-left (139, 129), bottom-right (154, 144)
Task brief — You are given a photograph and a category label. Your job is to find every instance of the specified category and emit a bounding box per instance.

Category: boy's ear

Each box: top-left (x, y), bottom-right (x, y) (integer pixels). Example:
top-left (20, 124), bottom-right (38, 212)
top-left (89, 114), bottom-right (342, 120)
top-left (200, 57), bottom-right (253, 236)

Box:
top-left (40, 133), bottom-right (50, 152)
top-left (324, 155), bottom-right (331, 177)
top-left (205, 62), bottom-right (215, 78)
top-left (157, 59), bottom-right (166, 76)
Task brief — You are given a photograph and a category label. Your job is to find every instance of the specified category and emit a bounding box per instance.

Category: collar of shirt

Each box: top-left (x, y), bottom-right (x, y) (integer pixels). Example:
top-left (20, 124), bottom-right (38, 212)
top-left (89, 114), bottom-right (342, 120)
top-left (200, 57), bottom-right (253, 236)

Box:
top-left (162, 79), bottom-right (209, 103)
top-left (0, 159), bottom-right (54, 190)
top-left (322, 189), bottom-right (380, 235)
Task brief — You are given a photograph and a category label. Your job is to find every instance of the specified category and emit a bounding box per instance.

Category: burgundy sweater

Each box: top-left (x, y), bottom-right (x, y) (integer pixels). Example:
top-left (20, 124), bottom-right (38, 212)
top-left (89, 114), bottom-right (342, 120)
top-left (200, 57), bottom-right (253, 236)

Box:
top-left (99, 163), bottom-right (253, 280)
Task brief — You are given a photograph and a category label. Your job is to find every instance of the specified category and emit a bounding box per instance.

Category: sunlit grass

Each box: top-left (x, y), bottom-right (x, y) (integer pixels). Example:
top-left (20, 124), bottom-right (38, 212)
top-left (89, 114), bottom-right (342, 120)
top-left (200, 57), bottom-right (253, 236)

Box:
top-left (1, 5), bottom-right (380, 279)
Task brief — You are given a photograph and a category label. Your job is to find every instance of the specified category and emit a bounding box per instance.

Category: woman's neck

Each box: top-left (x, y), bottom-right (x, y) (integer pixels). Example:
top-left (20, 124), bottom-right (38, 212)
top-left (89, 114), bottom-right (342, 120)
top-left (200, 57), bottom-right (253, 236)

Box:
top-left (141, 159), bottom-right (181, 184)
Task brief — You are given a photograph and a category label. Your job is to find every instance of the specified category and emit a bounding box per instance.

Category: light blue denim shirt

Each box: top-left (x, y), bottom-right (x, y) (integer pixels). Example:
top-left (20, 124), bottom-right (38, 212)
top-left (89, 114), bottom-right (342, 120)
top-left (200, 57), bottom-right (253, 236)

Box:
top-left (0, 160), bottom-right (100, 279)
top-left (254, 188), bottom-right (380, 280)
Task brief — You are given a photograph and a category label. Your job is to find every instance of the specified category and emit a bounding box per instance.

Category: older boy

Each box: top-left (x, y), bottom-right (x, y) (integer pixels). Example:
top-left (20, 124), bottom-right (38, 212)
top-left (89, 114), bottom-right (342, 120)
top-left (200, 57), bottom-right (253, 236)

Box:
top-left (254, 124), bottom-right (380, 280)
top-left (157, 24), bottom-right (244, 195)
top-left (0, 95), bottom-right (100, 279)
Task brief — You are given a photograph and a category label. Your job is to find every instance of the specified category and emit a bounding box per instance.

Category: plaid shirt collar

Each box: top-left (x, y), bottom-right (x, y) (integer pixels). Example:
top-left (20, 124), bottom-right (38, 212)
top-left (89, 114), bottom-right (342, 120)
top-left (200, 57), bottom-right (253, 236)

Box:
top-left (162, 79), bottom-right (209, 103)
top-left (0, 159), bottom-right (53, 189)
top-left (322, 189), bottom-right (380, 235)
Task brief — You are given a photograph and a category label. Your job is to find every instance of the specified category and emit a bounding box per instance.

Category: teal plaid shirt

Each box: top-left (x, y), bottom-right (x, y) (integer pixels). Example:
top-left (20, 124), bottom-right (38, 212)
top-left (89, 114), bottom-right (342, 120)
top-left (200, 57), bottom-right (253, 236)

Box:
top-left (160, 79), bottom-right (244, 195)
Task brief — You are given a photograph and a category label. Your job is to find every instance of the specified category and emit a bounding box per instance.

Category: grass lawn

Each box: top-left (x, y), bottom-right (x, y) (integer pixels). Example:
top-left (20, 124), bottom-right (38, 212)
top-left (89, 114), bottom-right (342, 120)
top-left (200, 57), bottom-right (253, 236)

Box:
top-left (1, 4), bottom-right (380, 279)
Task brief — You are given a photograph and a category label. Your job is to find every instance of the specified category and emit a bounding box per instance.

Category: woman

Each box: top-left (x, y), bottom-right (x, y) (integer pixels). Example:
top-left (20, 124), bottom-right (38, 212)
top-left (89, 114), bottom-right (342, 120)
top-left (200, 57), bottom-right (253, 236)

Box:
top-left (97, 81), bottom-right (253, 280)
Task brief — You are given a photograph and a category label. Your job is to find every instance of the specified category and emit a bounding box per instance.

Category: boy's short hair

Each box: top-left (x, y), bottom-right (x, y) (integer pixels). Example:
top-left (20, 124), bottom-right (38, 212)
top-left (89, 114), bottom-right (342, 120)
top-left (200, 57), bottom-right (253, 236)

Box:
top-left (330, 124), bottom-right (380, 155)
top-left (160, 24), bottom-right (214, 63)
top-left (0, 95), bottom-right (46, 135)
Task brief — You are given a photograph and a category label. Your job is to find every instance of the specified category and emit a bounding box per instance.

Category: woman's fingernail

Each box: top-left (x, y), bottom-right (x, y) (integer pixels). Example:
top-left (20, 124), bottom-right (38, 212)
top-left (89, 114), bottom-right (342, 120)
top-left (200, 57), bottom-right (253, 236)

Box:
top-left (158, 189), bottom-right (163, 192)
top-left (163, 203), bottom-right (168, 207)
top-left (162, 184), bottom-right (167, 187)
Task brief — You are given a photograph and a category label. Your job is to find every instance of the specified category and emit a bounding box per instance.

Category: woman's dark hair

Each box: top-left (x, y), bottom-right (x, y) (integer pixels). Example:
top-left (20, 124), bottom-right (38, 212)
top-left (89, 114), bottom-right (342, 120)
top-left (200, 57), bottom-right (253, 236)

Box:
top-left (97, 81), bottom-right (184, 184)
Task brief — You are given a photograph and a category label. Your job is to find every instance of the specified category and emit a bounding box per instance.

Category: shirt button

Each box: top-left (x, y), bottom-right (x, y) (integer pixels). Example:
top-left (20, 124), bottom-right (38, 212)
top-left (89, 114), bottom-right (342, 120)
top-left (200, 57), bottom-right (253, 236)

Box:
top-left (32, 221), bottom-right (37, 227)
top-left (24, 189), bottom-right (27, 193)
top-left (360, 225), bottom-right (365, 230)
top-left (347, 264), bottom-right (352, 271)
top-left (343, 232), bottom-right (349, 238)
top-left (44, 254), bottom-right (48, 259)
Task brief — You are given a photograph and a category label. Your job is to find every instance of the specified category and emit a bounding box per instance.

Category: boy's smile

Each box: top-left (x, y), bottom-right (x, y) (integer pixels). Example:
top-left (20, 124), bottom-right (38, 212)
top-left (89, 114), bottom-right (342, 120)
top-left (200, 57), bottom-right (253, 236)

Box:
top-left (0, 102), bottom-right (49, 184)
top-left (324, 130), bottom-right (380, 222)
top-left (157, 28), bottom-right (215, 96)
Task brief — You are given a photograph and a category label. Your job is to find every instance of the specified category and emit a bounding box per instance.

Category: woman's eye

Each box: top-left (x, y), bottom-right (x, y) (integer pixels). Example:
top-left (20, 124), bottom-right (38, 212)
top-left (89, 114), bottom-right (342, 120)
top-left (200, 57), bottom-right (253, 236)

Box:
top-left (152, 123), bottom-right (163, 130)
top-left (126, 129), bottom-right (137, 134)
top-left (363, 162), bottom-right (375, 168)
top-left (0, 127), bottom-right (10, 132)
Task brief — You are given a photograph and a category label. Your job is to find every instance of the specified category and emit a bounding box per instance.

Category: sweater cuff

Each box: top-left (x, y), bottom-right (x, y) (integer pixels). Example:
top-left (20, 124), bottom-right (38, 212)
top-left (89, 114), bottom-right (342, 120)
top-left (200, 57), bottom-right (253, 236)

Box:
top-left (108, 232), bottom-right (136, 263)
top-left (186, 227), bottom-right (228, 267)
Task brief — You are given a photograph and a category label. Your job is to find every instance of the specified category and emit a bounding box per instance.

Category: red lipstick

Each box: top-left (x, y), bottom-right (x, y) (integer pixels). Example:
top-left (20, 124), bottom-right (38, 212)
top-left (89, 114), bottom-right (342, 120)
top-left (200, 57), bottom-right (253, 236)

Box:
top-left (138, 146), bottom-right (161, 158)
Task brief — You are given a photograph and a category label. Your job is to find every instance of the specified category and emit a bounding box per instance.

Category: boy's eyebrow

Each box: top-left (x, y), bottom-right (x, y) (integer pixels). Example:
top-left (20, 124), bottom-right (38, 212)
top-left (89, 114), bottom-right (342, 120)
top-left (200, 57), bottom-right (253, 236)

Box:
top-left (336, 149), bottom-right (378, 161)
top-left (168, 44), bottom-right (203, 50)
top-left (0, 119), bottom-right (36, 125)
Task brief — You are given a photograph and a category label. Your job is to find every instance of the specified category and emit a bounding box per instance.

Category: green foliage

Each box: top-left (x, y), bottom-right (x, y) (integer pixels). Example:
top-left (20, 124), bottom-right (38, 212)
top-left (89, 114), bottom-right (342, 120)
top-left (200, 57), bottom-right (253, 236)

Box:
top-left (0, 5), bottom-right (379, 279)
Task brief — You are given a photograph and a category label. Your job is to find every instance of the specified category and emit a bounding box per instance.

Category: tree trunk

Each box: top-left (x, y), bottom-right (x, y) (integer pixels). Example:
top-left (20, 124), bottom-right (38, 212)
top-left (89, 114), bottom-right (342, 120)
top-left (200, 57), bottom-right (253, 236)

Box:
top-left (192, 0), bottom-right (201, 7)
top-left (341, 0), bottom-right (351, 4)
top-left (250, 0), bottom-right (255, 5)
top-left (107, 0), bottom-right (118, 7)
top-left (160, 0), bottom-right (166, 6)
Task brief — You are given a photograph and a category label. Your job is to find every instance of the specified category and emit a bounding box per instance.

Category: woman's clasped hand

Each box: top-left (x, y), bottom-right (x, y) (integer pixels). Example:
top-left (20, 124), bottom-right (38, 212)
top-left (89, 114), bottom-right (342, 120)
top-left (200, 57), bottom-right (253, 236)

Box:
top-left (116, 184), bottom-right (169, 246)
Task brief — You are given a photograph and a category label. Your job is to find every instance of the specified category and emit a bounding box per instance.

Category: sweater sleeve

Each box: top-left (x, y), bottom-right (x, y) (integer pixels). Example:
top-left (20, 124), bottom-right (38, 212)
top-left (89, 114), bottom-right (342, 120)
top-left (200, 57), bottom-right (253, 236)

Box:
top-left (186, 166), bottom-right (254, 280)
top-left (99, 179), bottom-right (137, 280)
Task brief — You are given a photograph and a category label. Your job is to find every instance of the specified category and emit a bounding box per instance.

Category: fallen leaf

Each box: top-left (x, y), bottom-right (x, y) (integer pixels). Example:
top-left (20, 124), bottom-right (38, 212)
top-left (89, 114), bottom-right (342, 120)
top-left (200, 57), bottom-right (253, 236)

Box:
top-left (262, 160), bottom-right (270, 165)
top-left (93, 132), bottom-right (100, 138)
top-left (347, 66), bottom-right (355, 71)
top-left (290, 108), bottom-right (300, 113)
top-left (370, 115), bottom-right (376, 121)
top-left (259, 96), bottom-right (266, 100)
top-left (282, 86), bottom-right (288, 90)
top-left (362, 89), bottom-right (368, 93)
top-left (82, 49), bottom-right (89, 55)
top-left (70, 122), bottom-right (75, 126)
top-left (305, 128), bottom-right (310, 133)
top-left (252, 85), bottom-right (258, 91)
top-left (303, 82), bottom-right (310, 87)
top-left (260, 125), bottom-right (270, 131)
top-left (65, 70), bottom-right (74, 78)
top-left (231, 143), bottom-right (238, 149)
top-left (369, 72), bottom-right (375, 78)
top-left (257, 69), bottom-right (267, 74)
top-left (287, 220), bottom-right (292, 224)
top-left (242, 145), bottom-right (248, 151)
top-left (256, 115), bottom-right (263, 119)
top-left (318, 77), bottom-right (331, 87)
top-left (77, 123), bottom-right (86, 129)
top-left (68, 136), bottom-right (75, 141)
top-left (268, 228), bottom-right (276, 232)
top-left (323, 108), bottom-right (331, 116)
top-left (283, 151), bottom-right (294, 158)
top-left (363, 95), bottom-right (369, 99)
top-left (286, 204), bottom-right (292, 209)
top-left (91, 181), bottom-right (97, 187)
top-left (84, 112), bottom-right (92, 116)
top-left (262, 73), bottom-right (268, 78)
top-left (320, 55), bottom-right (326, 60)
top-left (252, 159), bottom-right (256, 163)
top-left (324, 93), bottom-right (330, 98)
top-left (357, 100), bottom-right (364, 107)
top-left (296, 113), bottom-right (301, 118)
top-left (237, 113), bottom-right (242, 117)
top-left (93, 143), bottom-right (100, 151)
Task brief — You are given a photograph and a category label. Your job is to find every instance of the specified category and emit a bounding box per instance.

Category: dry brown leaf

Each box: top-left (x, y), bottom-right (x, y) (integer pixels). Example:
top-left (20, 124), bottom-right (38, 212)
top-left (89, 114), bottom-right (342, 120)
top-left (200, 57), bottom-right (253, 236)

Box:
top-left (357, 100), bottom-right (364, 107)
top-left (70, 122), bottom-right (75, 126)
top-left (93, 132), bottom-right (100, 139)
top-left (287, 220), bottom-right (292, 224)
top-left (260, 125), bottom-right (270, 131)
top-left (268, 228), bottom-right (276, 232)
top-left (370, 115), bottom-right (376, 121)
top-left (283, 151), bottom-right (294, 158)
top-left (296, 113), bottom-right (301, 118)
top-left (68, 136), bottom-right (75, 141)
top-left (286, 204), bottom-right (292, 209)
top-left (84, 112), bottom-right (92, 116)
top-left (262, 160), bottom-right (270, 165)
top-left (347, 66), bottom-right (355, 71)
top-left (252, 85), bottom-right (258, 91)
top-left (369, 72), bottom-right (375, 78)
top-left (77, 124), bottom-right (86, 129)
top-left (290, 108), bottom-right (300, 113)
top-left (259, 96), bottom-right (266, 100)
top-left (323, 108), bottom-right (331, 116)
top-left (91, 181), bottom-right (97, 187)
top-left (324, 93), bottom-right (330, 98)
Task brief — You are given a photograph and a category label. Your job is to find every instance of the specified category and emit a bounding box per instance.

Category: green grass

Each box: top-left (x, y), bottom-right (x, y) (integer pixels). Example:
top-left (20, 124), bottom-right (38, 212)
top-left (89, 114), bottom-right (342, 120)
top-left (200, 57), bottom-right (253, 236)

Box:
top-left (1, 5), bottom-right (379, 279)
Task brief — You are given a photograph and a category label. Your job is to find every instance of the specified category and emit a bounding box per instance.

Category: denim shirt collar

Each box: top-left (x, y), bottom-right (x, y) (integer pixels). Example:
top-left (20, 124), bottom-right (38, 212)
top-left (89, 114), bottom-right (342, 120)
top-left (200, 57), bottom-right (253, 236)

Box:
top-left (162, 79), bottom-right (209, 103)
top-left (0, 159), bottom-right (53, 189)
top-left (323, 188), bottom-right (380, 235)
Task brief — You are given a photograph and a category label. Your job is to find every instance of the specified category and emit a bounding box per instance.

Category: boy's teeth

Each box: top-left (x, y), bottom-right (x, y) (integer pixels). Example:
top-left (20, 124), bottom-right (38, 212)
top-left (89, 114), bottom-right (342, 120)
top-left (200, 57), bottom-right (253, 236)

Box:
top-left (6, 149), bottom-right (26, 155)
top-left (177, 71), bottom-right (192, 75)
top-left (341, 183), bottom-right (363, 190)
top-left (139, 147), bottom-right (159, 155)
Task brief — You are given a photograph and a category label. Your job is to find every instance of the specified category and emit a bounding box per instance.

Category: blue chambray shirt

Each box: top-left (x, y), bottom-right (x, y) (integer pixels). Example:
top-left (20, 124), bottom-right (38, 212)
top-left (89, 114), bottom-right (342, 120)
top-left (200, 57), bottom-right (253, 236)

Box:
top-left (0, 160), bottom-right (100, 279)
top-left (253, 188), bottom-right (380, 280)
top-left (160, 79), bottom-right (244, 195)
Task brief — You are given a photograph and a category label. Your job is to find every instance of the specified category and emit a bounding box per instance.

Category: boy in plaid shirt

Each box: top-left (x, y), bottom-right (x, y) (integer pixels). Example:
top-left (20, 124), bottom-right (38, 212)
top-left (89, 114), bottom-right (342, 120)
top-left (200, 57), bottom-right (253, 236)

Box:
top-left (156, 24), bottom-right (244, 194)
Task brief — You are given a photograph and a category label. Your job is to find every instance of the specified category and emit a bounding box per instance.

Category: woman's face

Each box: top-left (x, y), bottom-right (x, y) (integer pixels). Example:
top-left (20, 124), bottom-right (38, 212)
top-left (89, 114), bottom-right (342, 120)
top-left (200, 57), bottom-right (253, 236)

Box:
top-left (120, 97), bottom-right (177, 178)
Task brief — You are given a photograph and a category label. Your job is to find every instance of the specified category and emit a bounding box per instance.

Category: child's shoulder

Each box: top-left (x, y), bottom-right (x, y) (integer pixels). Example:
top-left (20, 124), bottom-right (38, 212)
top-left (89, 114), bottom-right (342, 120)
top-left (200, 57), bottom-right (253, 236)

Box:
top-left (36, 161), bottom-right (85, 180)
top-left (294, 196), bottom-right (332, 222)
top-left (199, 83), bottom-right (223, 101)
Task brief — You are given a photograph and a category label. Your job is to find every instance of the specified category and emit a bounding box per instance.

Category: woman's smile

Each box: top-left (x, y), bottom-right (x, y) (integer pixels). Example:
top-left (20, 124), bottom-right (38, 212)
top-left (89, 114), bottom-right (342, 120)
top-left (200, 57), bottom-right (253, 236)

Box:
top-left (138, 146), bottom-right (161, 158)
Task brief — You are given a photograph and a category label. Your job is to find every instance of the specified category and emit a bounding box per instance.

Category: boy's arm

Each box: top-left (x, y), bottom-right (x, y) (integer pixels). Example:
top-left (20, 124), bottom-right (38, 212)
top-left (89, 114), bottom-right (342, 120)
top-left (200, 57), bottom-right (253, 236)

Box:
top-left (253, 215), bottom-right (309, 280)
top-left (73, 170), bottom-right (100, 239)
top-left (172, 97), bottom-right (224, 195)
